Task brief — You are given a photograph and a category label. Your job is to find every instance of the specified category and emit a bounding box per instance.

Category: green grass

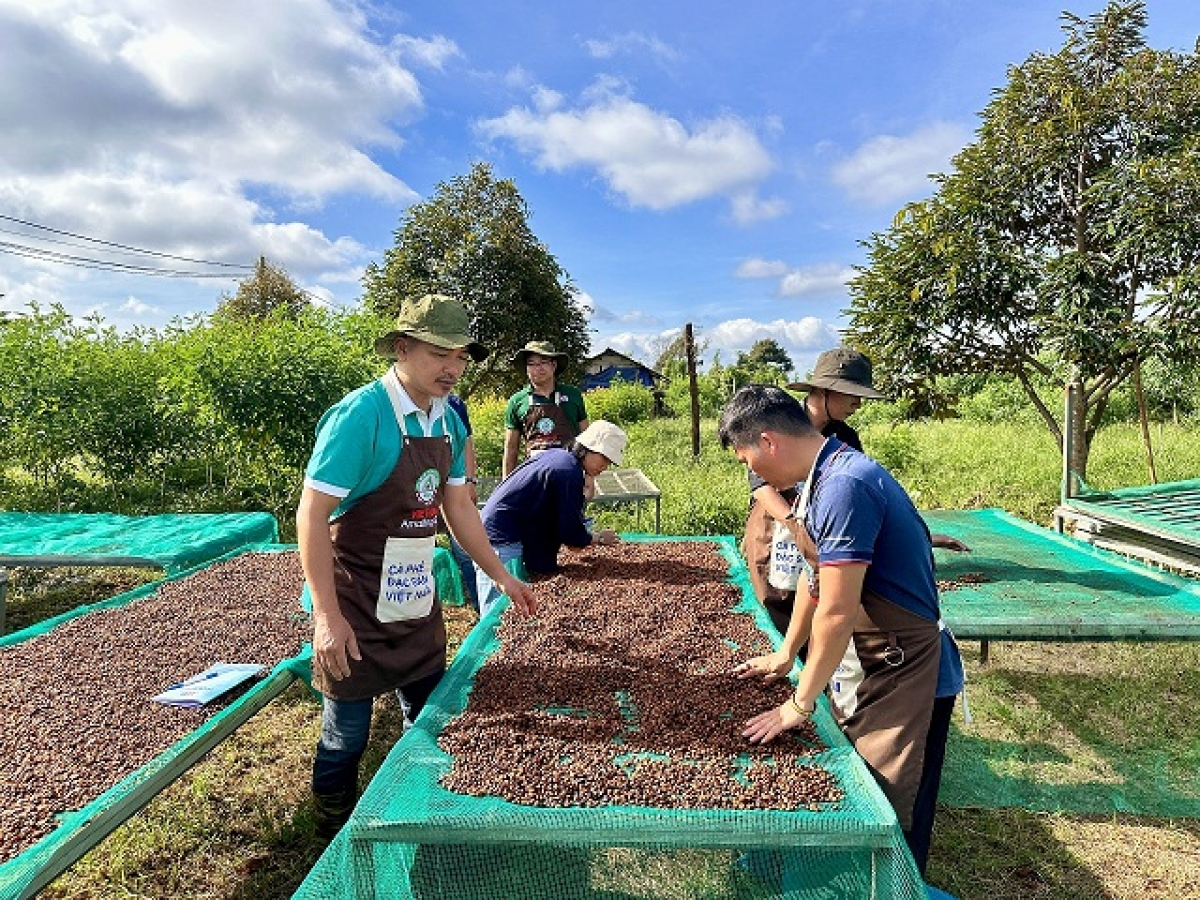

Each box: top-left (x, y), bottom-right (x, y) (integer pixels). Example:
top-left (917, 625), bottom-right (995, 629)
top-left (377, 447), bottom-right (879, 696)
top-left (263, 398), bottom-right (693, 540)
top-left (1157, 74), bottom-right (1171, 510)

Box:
top-left (9, 417), bottom-right (1200, 899)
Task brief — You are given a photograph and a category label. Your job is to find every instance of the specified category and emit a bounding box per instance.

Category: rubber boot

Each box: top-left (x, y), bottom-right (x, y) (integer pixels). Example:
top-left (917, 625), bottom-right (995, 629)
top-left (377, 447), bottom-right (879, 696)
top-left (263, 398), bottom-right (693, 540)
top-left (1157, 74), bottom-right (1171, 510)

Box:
top-left (312, 787), bottom-right (358, 841)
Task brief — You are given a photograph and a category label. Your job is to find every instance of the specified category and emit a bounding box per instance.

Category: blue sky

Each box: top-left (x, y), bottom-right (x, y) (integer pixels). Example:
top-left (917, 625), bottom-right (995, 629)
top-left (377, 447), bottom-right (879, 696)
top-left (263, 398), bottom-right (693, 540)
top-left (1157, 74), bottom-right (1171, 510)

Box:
top-left (2, 1), bottom-right (1199, 377)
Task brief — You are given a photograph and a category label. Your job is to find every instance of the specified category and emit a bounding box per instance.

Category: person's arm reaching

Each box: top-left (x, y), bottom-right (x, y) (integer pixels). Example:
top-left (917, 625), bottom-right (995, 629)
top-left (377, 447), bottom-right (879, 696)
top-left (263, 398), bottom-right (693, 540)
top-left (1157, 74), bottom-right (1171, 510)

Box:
top-left (742, 563), bottom-right (865, 743)
top-left (733, 590), bottom-right (814, 683)
top-left (464, 435), bottom-right (479, 506)
top-left (502, 429), bottom-right (521, 480)
top-left (442, 483), bottom-right (537, 616)
top-left (931, 533), bottom-right (970, 552)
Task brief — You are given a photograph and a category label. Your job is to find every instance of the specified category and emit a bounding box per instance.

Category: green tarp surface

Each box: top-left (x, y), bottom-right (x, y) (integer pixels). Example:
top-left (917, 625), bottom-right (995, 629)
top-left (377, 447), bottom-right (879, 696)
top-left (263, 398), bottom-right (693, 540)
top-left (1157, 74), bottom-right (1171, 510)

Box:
top-left (923, 510), bottom-right (1200, 816)
top-left (924, 508), bottom-right (1200, 641)
top-left (0, 512), bottom-right (279, 574)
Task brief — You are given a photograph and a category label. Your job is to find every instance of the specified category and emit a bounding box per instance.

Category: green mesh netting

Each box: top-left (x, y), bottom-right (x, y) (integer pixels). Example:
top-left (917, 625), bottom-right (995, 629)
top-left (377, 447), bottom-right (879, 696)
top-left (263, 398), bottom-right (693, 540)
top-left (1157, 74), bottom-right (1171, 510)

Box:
top-left (924, 508), bottom-right (1200, 641)
top-left (1068, 478), bottom-right (1200, 551)
top-left (922, 509), bottom-right (1200, 817)
top-left (0, 512), bottom-right (279, 575)
top-left (432, 546), bottom-right (466, 607)
top-left (293, 535), bottom-right (928, 900)
top-left (0, 544), bottom-right (310, 900)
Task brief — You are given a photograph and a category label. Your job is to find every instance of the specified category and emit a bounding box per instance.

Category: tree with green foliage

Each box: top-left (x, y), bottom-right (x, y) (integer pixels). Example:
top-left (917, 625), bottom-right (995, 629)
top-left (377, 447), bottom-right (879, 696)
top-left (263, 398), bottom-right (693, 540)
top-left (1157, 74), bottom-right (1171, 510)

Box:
top-left (362, 162), bottom-right (589, 397)
top-left (740, 338), bottom-right (793, 376)
top-left (731, 338), bottom-right (793, 386)
top-left (847, 1), bottom-right (1200, 480)
top-left (216, 256), bottom-right (308, 321)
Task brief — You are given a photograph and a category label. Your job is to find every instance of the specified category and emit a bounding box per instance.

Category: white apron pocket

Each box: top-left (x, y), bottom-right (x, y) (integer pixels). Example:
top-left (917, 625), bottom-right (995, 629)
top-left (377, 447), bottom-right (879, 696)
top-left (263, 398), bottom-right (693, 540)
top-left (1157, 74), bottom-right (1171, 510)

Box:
top-left (376, 534), bottom-right (436, 623)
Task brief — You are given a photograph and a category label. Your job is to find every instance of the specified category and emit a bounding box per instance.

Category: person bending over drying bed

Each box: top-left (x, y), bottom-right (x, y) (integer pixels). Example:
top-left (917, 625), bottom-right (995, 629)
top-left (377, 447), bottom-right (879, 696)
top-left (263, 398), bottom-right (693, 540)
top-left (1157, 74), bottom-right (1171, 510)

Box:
top-left (718, 384), bottom-right (964, 876)
top-left (476, 420), bottom-right (628, 619)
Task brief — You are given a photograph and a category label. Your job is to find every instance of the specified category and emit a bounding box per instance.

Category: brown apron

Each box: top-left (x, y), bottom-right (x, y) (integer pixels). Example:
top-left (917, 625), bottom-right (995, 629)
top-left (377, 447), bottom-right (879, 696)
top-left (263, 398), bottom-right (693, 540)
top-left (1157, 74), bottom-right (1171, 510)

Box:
top-left (314, 431), bottom-right (451, 701)
top-left (798, 530), bottom-right (940, 829)
top-left (741, 485), bottom-right (800, 635)
top-left (521, 392), bottom-right (579, 453)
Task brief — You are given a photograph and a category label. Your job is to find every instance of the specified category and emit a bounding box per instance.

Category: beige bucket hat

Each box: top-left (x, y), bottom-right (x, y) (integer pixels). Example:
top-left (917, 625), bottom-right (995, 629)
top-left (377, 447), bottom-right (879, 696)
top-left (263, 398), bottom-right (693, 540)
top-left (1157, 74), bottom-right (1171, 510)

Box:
top-left (576, 420), bottom-right (628, 465)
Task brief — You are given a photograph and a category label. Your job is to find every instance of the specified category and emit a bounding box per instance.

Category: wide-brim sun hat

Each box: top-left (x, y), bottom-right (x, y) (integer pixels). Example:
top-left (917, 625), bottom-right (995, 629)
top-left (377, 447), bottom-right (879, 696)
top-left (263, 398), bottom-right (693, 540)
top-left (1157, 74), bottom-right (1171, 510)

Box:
top-left (374, 294), bottom-right (488, 362)
top-left (787, 347), bottom-right (888, 400)
top-left (576, 420), bottom-right (628, 466)
top-left (512, 340), bottom-right (569, 368)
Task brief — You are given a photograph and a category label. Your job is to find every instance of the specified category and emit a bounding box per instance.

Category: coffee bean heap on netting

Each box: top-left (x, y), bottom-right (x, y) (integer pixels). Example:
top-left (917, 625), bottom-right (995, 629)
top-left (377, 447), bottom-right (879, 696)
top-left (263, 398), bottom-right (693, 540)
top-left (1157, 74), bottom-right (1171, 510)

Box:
top-left (937, 572), bottom-right (989, 592)
top-left (0, 551), bottom-right (310, 863)
top-left (440, 542), bottom-right (844, 811)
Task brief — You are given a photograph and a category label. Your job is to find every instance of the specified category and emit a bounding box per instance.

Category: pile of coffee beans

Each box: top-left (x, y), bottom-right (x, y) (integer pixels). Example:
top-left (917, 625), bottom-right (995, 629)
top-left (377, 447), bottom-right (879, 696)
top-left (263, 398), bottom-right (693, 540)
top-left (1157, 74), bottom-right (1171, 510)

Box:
top-left (439, 542), bottom-right (844, 811)
top-left (0, 551), bottom-right (309, 863)
top-left (937, 572), bottom-right (989, 592)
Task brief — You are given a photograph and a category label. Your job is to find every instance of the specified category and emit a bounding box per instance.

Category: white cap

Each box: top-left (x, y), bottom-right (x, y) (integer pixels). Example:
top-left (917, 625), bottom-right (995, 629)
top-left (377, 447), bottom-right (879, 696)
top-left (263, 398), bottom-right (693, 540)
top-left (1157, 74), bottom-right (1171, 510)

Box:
top-left (576, 420), bottom-right (628, 466)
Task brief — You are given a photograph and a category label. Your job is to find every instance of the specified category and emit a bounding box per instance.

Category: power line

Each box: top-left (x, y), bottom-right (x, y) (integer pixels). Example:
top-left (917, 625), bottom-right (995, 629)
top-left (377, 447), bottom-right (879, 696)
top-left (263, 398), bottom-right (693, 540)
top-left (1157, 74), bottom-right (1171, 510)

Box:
top-left (0, 240), bottom-right (241, 279)
top-left (0, 213), bottom-right (255, 270)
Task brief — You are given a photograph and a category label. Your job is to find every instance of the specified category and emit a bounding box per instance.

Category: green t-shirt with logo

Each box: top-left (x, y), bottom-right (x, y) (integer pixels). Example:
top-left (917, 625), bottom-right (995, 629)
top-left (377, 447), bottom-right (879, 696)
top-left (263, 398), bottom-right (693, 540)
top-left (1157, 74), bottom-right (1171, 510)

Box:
top-left (304, 380), bottom-right (467, 518)
top-left (504, 383), bottom-right (588, 434)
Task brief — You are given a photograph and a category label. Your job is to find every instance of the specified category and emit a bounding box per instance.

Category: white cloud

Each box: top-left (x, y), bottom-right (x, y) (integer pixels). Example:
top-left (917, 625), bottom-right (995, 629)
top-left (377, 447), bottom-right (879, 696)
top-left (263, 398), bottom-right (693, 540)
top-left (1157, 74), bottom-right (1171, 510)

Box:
top-left (779, 263), bottom-right (855, 297)
top-left (831, 121), bottom-right (970, 205)
top-left (730, 192), bottom-right (790, 225)
top-left (593, 316), bottom-right (841, 372)
top-left (2, 1), bottom-right (424, 202)
top-left (736, 259), bottom-right (854, 297)
top-left (0, 174), bottom-right (372, 279)
top-left (391, 34), bottom-right (461, 70)
top-left (583, 32), bottom-right (681, 64)
top-left (705, 317), bottom-right (840, 356)
top-left (736, 258), bottom-right (790, 279)
top-left (0, 0), bottom-right (433, 321)
top-left (119, 296), bottom-right (159, 316)
top-left (582, 291), bottom-right (661, 327)
top-left (477, 84), bottom-right (781, 217)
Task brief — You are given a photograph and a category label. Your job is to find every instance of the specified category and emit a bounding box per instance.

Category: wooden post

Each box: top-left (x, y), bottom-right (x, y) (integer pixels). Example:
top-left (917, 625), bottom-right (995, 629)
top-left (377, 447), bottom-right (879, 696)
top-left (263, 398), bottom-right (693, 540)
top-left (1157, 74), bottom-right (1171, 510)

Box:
top-left (1133, 361), bottom-right (1158, 485)
top-left (685, 324), bottom-right (700, 459)
top-left (1057, 380), bottom-right (1079, 534)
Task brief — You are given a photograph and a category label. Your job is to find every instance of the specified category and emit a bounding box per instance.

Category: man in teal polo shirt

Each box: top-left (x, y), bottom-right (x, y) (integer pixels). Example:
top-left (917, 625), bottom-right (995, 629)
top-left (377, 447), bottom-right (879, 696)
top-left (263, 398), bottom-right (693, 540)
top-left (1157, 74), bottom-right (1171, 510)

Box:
top-left (297, 294), bottom-right (537, 838)
top-left (502, 341), bottom-right (589, 479)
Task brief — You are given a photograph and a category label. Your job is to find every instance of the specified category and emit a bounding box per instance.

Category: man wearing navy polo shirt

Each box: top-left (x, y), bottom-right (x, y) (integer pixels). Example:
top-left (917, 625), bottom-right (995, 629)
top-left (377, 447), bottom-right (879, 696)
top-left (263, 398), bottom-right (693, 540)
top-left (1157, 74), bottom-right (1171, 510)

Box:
top-left (719, 384), bottom-right (964, 875)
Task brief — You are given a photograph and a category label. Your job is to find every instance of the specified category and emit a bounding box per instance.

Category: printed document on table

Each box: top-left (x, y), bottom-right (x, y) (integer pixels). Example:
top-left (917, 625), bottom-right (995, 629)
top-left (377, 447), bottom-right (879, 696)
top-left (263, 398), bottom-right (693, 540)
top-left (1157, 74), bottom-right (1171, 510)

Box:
top-left (152, 663), bottom-right (265, 708)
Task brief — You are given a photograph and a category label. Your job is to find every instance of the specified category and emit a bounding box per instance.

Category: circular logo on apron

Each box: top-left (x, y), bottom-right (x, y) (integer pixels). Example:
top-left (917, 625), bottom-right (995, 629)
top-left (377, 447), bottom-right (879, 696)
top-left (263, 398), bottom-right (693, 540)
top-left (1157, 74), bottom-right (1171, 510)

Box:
top-left (415, 468), bottom-right (441, 505)
top-left (535, 416), bottom-right (555, 435)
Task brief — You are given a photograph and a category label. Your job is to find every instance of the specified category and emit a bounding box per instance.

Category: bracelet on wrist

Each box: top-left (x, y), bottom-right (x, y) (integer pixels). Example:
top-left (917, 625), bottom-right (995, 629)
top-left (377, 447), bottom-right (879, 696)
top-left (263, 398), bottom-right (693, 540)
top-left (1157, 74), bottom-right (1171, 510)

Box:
top-left (789, 693), bottom-right (814, 719)
top-left (464, 476), bottom-right (478, 485)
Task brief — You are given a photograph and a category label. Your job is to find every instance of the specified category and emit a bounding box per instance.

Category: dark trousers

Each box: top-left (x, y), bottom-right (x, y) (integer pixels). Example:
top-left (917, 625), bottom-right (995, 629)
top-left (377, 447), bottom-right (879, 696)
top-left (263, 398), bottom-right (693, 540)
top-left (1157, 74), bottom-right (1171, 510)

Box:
top-left (904, 693), bottom-right (956, 875)
top-left (311, 667), bottom-right (444, 797)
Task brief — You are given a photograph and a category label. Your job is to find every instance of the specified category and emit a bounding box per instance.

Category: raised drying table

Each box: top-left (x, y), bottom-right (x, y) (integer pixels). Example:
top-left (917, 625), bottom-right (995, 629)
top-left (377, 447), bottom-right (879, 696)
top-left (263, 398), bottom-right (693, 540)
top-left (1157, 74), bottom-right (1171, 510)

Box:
top-left (477, 468), bottom-right (663, 533)
top-left (1054, 478), bottom-right (1200, 575)
top-left (923, 508), bottom-right (1200, 662)
top-left (0, 511), bottom-right (279, 633)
